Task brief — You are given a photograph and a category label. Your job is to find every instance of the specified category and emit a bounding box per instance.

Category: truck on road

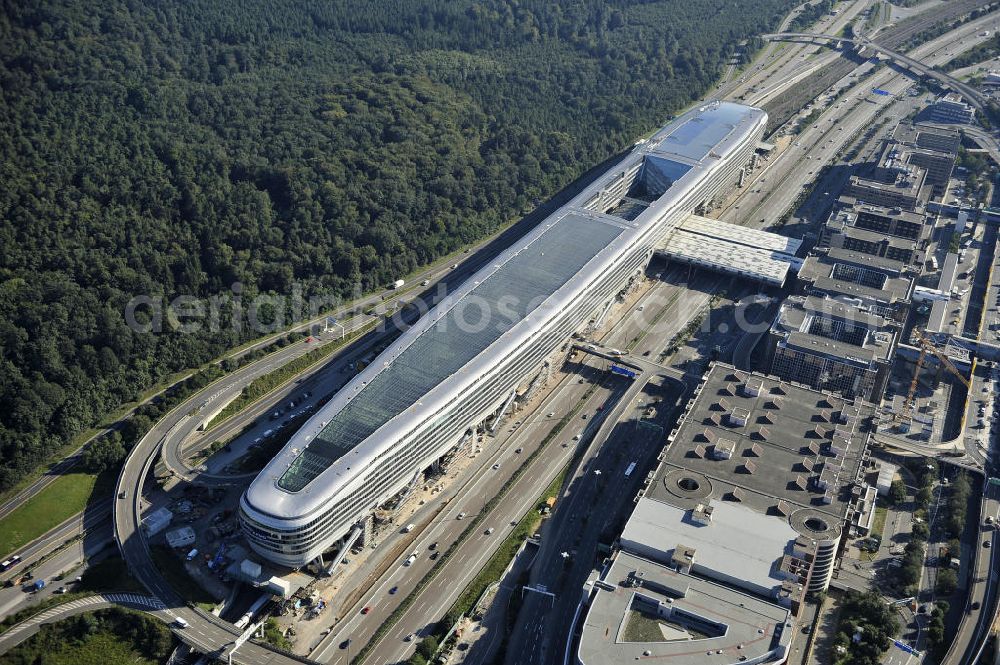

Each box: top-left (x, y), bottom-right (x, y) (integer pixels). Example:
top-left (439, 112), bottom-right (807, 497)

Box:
top-left (392, 279), bottom-right (405, 289)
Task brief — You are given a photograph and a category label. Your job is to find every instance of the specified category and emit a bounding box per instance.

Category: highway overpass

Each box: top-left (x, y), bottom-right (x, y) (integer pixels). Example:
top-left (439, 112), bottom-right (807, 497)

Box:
top-left (762, 31), bottom-right (987, 112)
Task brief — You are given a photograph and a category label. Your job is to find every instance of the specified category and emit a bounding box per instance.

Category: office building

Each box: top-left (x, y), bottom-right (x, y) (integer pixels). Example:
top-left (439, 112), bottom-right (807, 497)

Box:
top-left (239, 102), bottom-right (768, 567)
top-left (766, 295), bottom-right (895, 400)
top-left (927, 93), bottom-right (976, 125)
top-left (796, 248), bottom-right (914, 324)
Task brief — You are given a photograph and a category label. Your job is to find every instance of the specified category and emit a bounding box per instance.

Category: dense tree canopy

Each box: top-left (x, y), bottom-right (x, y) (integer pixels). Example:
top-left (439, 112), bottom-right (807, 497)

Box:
top-left (0, 0), bottom-right (794, 489)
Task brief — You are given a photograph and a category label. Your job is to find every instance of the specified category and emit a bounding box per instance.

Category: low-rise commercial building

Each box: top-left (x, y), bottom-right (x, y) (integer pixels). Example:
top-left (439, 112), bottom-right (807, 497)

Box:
top-left (618, 365), bottom-right (873, 600)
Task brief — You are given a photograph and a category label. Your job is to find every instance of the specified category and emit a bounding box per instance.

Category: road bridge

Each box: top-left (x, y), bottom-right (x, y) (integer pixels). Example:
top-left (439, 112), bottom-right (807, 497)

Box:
top-left (762, 32), bottom-right (988, 112)
top-left (0, 593), bottom-right (167, 656)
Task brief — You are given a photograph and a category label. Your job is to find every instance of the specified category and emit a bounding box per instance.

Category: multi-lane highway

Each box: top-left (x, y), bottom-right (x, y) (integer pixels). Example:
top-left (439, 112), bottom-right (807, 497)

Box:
top-left (6, 1), bottom-right (998, 663)
top-left (312, 363), bottom-right (625, 663)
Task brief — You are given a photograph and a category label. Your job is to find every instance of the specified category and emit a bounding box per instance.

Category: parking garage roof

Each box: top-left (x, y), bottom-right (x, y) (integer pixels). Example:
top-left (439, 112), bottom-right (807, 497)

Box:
top-left (578, 551), bottom-right (792, 665)
top-left (647, 364), bottom-right (872, 523)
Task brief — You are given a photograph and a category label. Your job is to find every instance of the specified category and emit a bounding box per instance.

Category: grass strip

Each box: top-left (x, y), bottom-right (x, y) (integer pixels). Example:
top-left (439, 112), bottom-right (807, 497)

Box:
top-left (450, 463), bottom-right (568, 619)
top-left (0, 473), bottom-right (98, 557)
top-left (350, 379), bottom-right (600, 664)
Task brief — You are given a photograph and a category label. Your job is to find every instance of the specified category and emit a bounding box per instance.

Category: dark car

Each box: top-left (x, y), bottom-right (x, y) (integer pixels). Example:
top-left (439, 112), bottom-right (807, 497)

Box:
top-left (361, 606), bottom-right (371, 615)
top-left (340, 639), bottom-right (351, 650)
top-left (429, 542), bottom-right (438, 551)
top-left (430, 551), bottom-right (439, 561)
top-left (389, 586), bottom-right (398, 595)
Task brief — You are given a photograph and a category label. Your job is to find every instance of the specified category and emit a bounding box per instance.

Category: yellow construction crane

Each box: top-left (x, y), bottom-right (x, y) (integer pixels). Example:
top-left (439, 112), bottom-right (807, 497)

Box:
top-left (901, 331), bottom-right (971, 421)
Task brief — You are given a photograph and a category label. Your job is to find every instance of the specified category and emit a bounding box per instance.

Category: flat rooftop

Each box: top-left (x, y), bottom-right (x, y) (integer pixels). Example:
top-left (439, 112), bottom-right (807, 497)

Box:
top-left (658, 230), bottom-right (794, 286)
top-left (937, 252), bottom-right (959, 292)
top-left (837, 195), bottom-right (927, 228)
top-left (892, 122), bottom-right (960, 155)
top-left (650, 364), bottom-right (872, 526)
top-left (782, 331), bottom-right (881, 365)
top-left (679, 215), bottom-right (803, 255)
top-left (849, 172), bottom-right (923, 196)
top-left (928, 299), bottom-right (949, 333)
top-left (826, 248), bottom-right (906, 275)
top-left (621, 497), bottom-right (801, 596)
top-left (773, 296), bottom-right (895, 365)
top-left (798, 251), bottom-right (912, 305)
top-left (829, 224), bottom-right (919, 251)
top-left (578, 551), bottom-right (792, 665)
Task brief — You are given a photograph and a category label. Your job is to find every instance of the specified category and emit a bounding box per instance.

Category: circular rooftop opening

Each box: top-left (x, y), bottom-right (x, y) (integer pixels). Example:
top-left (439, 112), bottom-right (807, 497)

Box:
top-left (804, 516), bottom-right (829, 533)
top-left (677, 477), bottom-right (701, 492)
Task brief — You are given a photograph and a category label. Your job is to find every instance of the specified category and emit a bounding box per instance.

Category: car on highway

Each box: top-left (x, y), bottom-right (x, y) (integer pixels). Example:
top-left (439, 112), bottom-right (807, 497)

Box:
top-left (514, 447), bottom-right (523, 454)
top-left (985, 540), bottom-right (992, 548)
top-left (340, 639), bottom-right (351, 649)
top-left (389, 586), bottom-right (398, 595)
top-left (492, 463), bottom-right (500, 470)
top-left (457, 512), bottom-right (466, 520)
top-left (174, 617), bottom-right (189, 629)
top-left (404, 633), bottom-right (414, 642)
top-left (485, 527), bottom-right (495, 535)
top-left (118, 491), bottom-right (127, 500)
top-left (361, 606), bottom-right (371, 614)
top-left (430, 551), bottom-right (439, 560)
top-left (573, 433), bottom-right (582, 440)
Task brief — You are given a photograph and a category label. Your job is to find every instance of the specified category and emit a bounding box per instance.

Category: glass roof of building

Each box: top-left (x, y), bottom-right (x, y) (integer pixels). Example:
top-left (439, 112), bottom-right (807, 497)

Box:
top-left (277, 213), bottom-right (624, 492)
top-left (643, 156), bottom-right (693, 187)
top-left (657, 103), bottom-right (747, 161)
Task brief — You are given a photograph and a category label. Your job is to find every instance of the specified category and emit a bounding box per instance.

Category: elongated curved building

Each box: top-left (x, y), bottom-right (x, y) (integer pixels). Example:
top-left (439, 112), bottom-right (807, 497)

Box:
top-left (241, 102), bottom-right (767, 567)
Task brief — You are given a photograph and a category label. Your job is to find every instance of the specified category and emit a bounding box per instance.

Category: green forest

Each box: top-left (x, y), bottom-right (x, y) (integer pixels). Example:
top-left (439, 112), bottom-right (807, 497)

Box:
top-left (0, 0), bottom-right (795, 489)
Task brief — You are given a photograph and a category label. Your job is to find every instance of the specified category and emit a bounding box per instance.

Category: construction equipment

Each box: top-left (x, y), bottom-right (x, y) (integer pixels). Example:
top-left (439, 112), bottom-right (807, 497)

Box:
top-left (901, 331), bottom-right (971, 421)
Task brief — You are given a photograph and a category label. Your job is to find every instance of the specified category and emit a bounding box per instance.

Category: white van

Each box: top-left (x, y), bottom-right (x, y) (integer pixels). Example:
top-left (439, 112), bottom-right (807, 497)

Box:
top-left (185, 548), bottom-right (199, 561)
top-left (173, 617), bottom-right (189, 629)
top-left (403, 523), bottom-right (415, 533)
